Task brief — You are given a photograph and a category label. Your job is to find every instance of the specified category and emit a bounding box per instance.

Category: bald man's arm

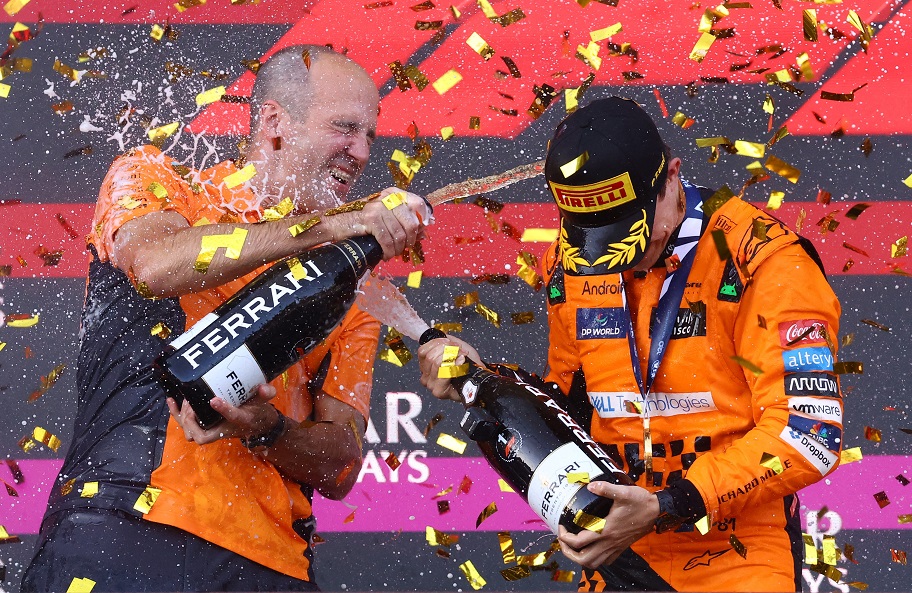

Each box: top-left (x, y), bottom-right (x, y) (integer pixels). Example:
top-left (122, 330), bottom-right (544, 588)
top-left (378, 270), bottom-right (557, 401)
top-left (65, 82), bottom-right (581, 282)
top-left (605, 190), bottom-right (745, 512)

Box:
top-left (114, 191), bottom-right (429, 298)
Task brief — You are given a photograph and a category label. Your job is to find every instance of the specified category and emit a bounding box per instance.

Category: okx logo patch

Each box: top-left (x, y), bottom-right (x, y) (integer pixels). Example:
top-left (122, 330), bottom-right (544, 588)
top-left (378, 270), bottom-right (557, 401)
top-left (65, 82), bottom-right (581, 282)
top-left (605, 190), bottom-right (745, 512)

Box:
top-left (576, 308), bottom-right (627, 340)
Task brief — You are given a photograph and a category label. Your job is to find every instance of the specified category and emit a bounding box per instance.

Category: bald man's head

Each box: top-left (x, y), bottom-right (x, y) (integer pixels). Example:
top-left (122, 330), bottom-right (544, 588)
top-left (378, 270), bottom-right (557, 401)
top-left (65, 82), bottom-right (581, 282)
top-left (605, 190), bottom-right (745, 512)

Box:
top-left (249, 45), bottom-right (358, 135)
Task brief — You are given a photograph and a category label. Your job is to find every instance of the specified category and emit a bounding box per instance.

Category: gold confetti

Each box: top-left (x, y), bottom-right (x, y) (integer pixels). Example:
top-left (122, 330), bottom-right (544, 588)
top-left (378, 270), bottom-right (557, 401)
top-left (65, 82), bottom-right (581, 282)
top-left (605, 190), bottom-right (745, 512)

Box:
top-left (903, 174), bottom-right (912, 189)
top-left (874, 491), bottom-right (890, 508)
top-left (262, 197), bottom-right (295, 221)
top-left (839, 448), bottom-right (863, 465)
top-left (3, 0), bottom-right (32, 15)
top-left (147, 182), bottom-right (169, 202)
top-left (695, 515), bottom-right (711, 535)
top-left (804, 533), bottom-right (817, 564)
top-left (440, 126), bottom-right (454, 140)
top-left (734, 140), bottom-right (765, 158)
top-left (511, 311), bottom-right (535, 325)
top-left (133, 486), bottom-right (162, 514)
top-left (891, 549), bottom-right (907, 565)
top-left (567, 471), bottom-right (590, 484)
top-left (476, 501), bottom-right (498, 527)
top-left (765, 155), bottom-right (801, 183)
top-left (730, 532), bottom-right (748, 559)
top-left (5, 313), bottom-right (38, 328)
top-left (552, 569), bottom-right (576, 583)
top-left (501, 565), bottom-right (530, 581)
top-left (760, 452), bottom-right (784, 475)
top-left (575, 41), bottom-right (602, 70)
top-left (437, 433), bottom-right (467, 454)
top-left (560, 152), bottom-right (588, 178)
top-left (822, 535), bottom-right (838, 565)
top-left (573, 509), bottom-right (606, 533)
top-left (222, 164), bottom-right (256, 188)
top-left (28, 363), bottom-right (67, 402)
top-left (475, 302), bottom-right (501, 328)
top-left (466, 32), bottom-right (494, 60)
top-left (459, 560), bottom-right (487, 590)
top-left (18, 435), bottom-right (36, 453)
top-left (845, 203), bottom-right (871, 220)
top-left (690, 32), bottom-right (716, 62)
top-left (195, 228), bottom-right (248, 273)
top-left (455, 291), bottom-right (479, 308)
top-left (892, 236), bottom-right (908, 258)
top-left (0, 82), bottom-right (10, 98)
top-left (803, 9), bottom-right (818, 42)
top-left (65, 578), bottom-right (96, 593)
top-left (381, 192), bottom-right (405, 209)
top-left (861, 319), bottom-right (890, 332)
top-left (846, 10), bottom-right (873, 53)
top-left (405, 270), bottom-right (422, 289)
top-left (33, 427), bottom-right (62, 451)
top-left (196, 86), bottom-right (226, 106)
top-left (765, 191), bottom-right (784, 211)
top-left (671, 112), bottom-right (695, 129)
top-left (864, 426), bottom-right (882, 442)
top-left (710, 229), bottom-right (732, 260)
top-left (731, 356), bottom-right (763, 376)
top-left (146, 122), bottom-right (180, 146)
top-left (459, 475), bottom-right (473, 494)
top-left (498, 479), bottom-right (515, 492)
top-left (80, 482), bottom-right (98, 498)
top-left (498, 532), bottom-right (516, 564)
top-left (835, 362), bottom-right (863, 375)
top-left (899, 514), bottom-right (912, 524)
top-left (288, 216), bottom-right (321, 237)
top-left (432, 69), bottom-right (462, 94)
top-left (151, 322), bottom-right (171, 340)
top-left (590, 22), bottom-right (622, 42)
top-left (434, 322), bottom-right (462, 334)
top-left (520, 228), bottom-right (558, 242)
top-left (52, 100), bottom-right (74, 114)
top-left (60, 478), bottom-right (75, 496)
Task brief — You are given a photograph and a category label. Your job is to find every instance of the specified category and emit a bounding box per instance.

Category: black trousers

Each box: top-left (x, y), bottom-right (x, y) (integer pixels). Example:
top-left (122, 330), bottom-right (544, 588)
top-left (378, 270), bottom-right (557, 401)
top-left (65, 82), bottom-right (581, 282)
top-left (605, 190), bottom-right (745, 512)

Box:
top-left (21, 509), bottom-right (320, 592)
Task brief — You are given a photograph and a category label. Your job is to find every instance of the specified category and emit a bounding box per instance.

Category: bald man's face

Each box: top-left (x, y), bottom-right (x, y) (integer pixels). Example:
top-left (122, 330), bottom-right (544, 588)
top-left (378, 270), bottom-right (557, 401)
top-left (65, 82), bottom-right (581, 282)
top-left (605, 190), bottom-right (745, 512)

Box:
top-left (279, 57), bottom-right (379, 209)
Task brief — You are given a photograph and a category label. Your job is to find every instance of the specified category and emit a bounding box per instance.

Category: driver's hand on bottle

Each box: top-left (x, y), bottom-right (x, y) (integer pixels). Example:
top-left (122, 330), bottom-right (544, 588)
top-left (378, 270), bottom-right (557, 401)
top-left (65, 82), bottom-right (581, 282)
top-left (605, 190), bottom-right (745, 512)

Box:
top-left (417, 336), bottom-right (482, 402)
top-left (557, 481), bottom-right (660, 568)
top-left (167, 384), bottom-right (280, 445)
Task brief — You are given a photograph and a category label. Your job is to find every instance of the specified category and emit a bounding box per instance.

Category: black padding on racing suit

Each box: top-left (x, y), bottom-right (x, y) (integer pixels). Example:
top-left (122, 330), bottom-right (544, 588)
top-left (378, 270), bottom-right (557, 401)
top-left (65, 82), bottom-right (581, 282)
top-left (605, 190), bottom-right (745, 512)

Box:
top-left (47, 246), bottom-right (185, 519)
top-left (784, 494), bottom-right (803, 593)
top-left (581, 548), bottom-right (676, 592)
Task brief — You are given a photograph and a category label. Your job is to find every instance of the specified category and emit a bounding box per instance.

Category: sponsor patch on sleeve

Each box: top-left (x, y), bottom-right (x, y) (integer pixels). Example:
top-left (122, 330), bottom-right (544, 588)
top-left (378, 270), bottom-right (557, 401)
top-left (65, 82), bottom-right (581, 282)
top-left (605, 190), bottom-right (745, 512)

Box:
top-left (779, 319), bottom-right (829, 347)
top-left (788, 396), bottom-right (843, 424)
top-left (783, 372), bottom-right (840, 398)
top-left (781, 347), bottom-right (834, 373)
top-left (576, 308), bottom-right (627, 340)
top-left (780, 416), bottom-right (841, 476)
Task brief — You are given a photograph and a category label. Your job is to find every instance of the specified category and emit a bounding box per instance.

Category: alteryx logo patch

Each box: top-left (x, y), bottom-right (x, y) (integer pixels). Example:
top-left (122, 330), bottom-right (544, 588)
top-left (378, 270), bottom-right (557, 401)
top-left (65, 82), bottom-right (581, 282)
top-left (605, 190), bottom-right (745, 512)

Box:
top-left (781, 347), bottom-right (834, 372)
top-left (783, 372), bottom-right (840, 398)
top-left (787, 414), bottom-right (842, 452)
top-left (576, 308), bottom-right (626, 340)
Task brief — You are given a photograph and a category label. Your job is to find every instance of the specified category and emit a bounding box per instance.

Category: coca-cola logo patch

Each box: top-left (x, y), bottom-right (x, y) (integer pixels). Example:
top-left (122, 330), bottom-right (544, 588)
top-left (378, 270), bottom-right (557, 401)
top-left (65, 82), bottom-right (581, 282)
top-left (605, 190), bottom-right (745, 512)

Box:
top-left (778, 319), bottom-right (828, 347)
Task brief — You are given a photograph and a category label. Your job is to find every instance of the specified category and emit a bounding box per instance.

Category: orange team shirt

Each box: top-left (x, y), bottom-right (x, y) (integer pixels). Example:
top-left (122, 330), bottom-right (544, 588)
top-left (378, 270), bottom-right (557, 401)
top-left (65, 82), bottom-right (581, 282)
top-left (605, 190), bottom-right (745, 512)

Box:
top-left (88, 145), bottom-right (380, 580)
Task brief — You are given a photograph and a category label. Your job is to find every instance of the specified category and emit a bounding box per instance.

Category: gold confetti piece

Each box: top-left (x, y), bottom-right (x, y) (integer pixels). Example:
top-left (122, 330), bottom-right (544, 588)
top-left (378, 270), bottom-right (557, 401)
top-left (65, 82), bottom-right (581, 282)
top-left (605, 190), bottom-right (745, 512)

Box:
top-left (117, 195), bottom-right (144, 210)
top-left (438, 363), bottom-right (469, 378)
top-left (731, 356), bottom-right (763, 376)
top-left (550, 569), bottom-right (575, 582)
top-left (437, 433), bottom-right (467, 454)
top-left (440, 126), bottom-right (454, 140)
top-left (262, 197), bottom-right (295, 221)
top-left (0, 524), bottom-right (21, 544)
top-left (590, 22), bottom-right (622, 42)
top-left (516, 551), bottom-right (549, 567)
top-left (288, 216), bottom-right (321, 237)
top-left (838, 448), bottom-right (862, 466)
top-left (500, 566), bottom-right (531, 581)
top-left (475, 302), bottom-right (501, 328)
top-left (379, 348), bottom-right (404, 367)
top-left (28, 363), bottom-right (67, 402)
top-left (466, 32), bottom-right (494, 60)
top-left (671, 112), bottom-right (695, 129)
top-left (195, 86), bottom-right (226, 106)
top-left (690, 32), bottom-right (716, 63)
top-left (498, 479), bottom-right (515, 492)
top-left (847, 582), bottom-right (868, 591)
top-left (693, 515), bottom-right (711, 535)
top-left (0, 82), bottom-right (10, 98)
top-left (903, 173), bottom-right (912, 189)
top-left (65, 577), bottom-right (96, 593)
top-left (426, 526), bottom-right (459, 547)
top-left (874, 491), bottom-right (890, 508)
top-left (195, 228), bottom-right (248, 273)
top-left (802, 9), bottom-right (819, 42)
top-left (476, 501), bottom-right (498, 527)
top-left (892, 236), bottom-right (908, 258)
top-left (33, 427), bottom-right (62, 451)
top-left (498, 532), bottom-right (516, 564)
top-left (822, 535), bottom-right (838, 565)
top-left (860, 319), bottom-right (890, 333)
top-left (52, 100), bottom-right (74, 114)
top-left (60, 478), bottom-right (76, 496)
top-left (575, 41), bottom-right (602, 70)
top-left (803, 533), bottom-right (818, 565)
top-left (459, 560), bottom-right (487, 590)
top-left (174, 0), bottom-right (205, 12)
top-left (842, 203), bottom-right (870, 220)
top-left (432, 69), bottom-right (462, 94)
top-left (403, 270), bottom-right (423, 289)
top-left (734, 140), bottom-right (765, 158)
top-left (765, 155), bottom-right (801, 183)
top-left (565, 88), bottom-right (579, 113)
top-left (6, 313), bottom-right (39, 327)
top-left (381, 192), bottom-right (405, 210)
top-left (729, 532), bottom-right (747, 559)
top-left (133, 486), bottom-right (162, 514)
top-left (891, 549), bottom-right (908, 565)
top-left (710, 229), bottom-right (731, 261)
top-left (459, 475), bottom-right (473, 494)
top-left (863, 426), bottom-right (882, 443)
top-left (511, 311), bottom-right (535, 325)
top-left (146, 122), bottom-right (180, 146)
top-left (560, 152), bottom-right (588, 178)
top-left (573, 509), bottom-right (606, 533)
top-left (567, 471), bottom-right (590, 484)
top-left (455, 291), bottom-right (479, 308)
top-left (18, 436), bottom-right (36, 453)
top-left (441, 344), bottom-right (460, 366)
top-left (834, 362), bottom-right (863, 375)
top-left (384, 451), bottom-right (402, 471)
top-left (146, 182), bottom-right (169, 203)
top-left (80, 482), bottom-right (98, 498)
top-left (760, 452), bottom-right (784, 475)
top-left (3, 0), bottom-right (31, 15)
top-left (222, 164), bottom-right (256, 189)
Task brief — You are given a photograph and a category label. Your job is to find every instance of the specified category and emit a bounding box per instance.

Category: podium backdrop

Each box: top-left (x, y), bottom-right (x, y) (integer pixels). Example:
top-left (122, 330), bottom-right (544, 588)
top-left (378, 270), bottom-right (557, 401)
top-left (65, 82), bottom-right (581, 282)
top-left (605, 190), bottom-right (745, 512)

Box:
top-left (1, 1), bottom-right (910, 591)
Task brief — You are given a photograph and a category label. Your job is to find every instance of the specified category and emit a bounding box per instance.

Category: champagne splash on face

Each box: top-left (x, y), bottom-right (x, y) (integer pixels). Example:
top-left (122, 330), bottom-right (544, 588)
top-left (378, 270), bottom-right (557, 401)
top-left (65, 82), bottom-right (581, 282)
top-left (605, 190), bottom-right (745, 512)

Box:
top-left (356, 275), bottom-right (430, 341)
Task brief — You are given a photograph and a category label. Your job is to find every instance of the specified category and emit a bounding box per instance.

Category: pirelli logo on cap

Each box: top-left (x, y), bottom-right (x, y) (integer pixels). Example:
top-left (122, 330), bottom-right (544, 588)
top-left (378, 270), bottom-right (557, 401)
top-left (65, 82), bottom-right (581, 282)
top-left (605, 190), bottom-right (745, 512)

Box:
top-left (549, 172), bottom-right (637, 214)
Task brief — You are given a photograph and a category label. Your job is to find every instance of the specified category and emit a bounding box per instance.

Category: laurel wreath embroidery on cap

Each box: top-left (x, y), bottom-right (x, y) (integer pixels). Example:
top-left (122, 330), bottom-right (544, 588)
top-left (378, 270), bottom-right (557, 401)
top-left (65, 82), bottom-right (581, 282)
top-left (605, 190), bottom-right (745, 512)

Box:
top-left (559, 209), bottom-right (650, 272)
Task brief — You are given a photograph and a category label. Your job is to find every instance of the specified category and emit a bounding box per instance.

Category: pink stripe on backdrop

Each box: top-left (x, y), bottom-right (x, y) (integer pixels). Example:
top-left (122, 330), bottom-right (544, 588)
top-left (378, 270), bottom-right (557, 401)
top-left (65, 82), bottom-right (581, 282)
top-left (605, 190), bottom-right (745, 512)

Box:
top-left (2, 455), bottom-right (910, 536)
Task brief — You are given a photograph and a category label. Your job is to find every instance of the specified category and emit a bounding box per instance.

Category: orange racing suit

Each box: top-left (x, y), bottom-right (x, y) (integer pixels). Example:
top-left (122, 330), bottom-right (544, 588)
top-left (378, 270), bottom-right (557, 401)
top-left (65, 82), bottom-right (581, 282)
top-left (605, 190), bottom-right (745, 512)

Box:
top-left (542, 186), bottom-right (843, 592)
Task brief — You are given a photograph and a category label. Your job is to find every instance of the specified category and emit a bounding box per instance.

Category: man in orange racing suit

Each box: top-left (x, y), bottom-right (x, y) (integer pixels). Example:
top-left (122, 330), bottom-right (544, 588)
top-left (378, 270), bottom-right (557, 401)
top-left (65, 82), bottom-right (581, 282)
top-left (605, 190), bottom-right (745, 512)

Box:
top-left (22, 45), bottom-right (430, 592)
top-left (418, 97), bottom-right (842, 592)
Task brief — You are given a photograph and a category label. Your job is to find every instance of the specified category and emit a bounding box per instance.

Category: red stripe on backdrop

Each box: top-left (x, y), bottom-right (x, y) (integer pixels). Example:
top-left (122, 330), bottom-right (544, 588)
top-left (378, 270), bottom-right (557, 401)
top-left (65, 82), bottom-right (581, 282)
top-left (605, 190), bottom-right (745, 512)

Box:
top-left (2, 455), bottom-right (909, 535)
top-left (0, 201), bottom-right (909, 279)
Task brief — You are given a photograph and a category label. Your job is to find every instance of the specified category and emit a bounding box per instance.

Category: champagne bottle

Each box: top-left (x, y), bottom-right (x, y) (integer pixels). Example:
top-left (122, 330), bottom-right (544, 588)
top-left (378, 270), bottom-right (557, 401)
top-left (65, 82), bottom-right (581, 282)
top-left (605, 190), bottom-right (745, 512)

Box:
top-left (157, 235), bottom-right (382, 429)
top-left (419, 328), bottom-right (632, 535)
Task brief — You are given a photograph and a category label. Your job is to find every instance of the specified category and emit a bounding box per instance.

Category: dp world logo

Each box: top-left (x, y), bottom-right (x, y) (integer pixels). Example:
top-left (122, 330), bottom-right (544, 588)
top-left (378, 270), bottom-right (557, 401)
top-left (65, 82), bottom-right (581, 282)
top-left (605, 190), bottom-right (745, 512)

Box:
top-left (576, 308), bottom-right (626, 340)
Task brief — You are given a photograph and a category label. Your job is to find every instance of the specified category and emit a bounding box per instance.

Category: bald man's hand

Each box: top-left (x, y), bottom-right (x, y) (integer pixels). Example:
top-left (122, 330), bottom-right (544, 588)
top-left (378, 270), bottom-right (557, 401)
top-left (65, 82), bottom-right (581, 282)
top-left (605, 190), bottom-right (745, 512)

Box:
top-left (326, 188), bottom-right (431, 260)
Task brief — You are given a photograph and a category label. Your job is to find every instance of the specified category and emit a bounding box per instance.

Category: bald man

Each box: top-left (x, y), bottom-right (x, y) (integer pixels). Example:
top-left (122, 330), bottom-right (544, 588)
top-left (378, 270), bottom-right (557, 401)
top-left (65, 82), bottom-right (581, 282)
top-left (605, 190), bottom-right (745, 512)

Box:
top-left (21, 45), bottom-right (429, 592)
